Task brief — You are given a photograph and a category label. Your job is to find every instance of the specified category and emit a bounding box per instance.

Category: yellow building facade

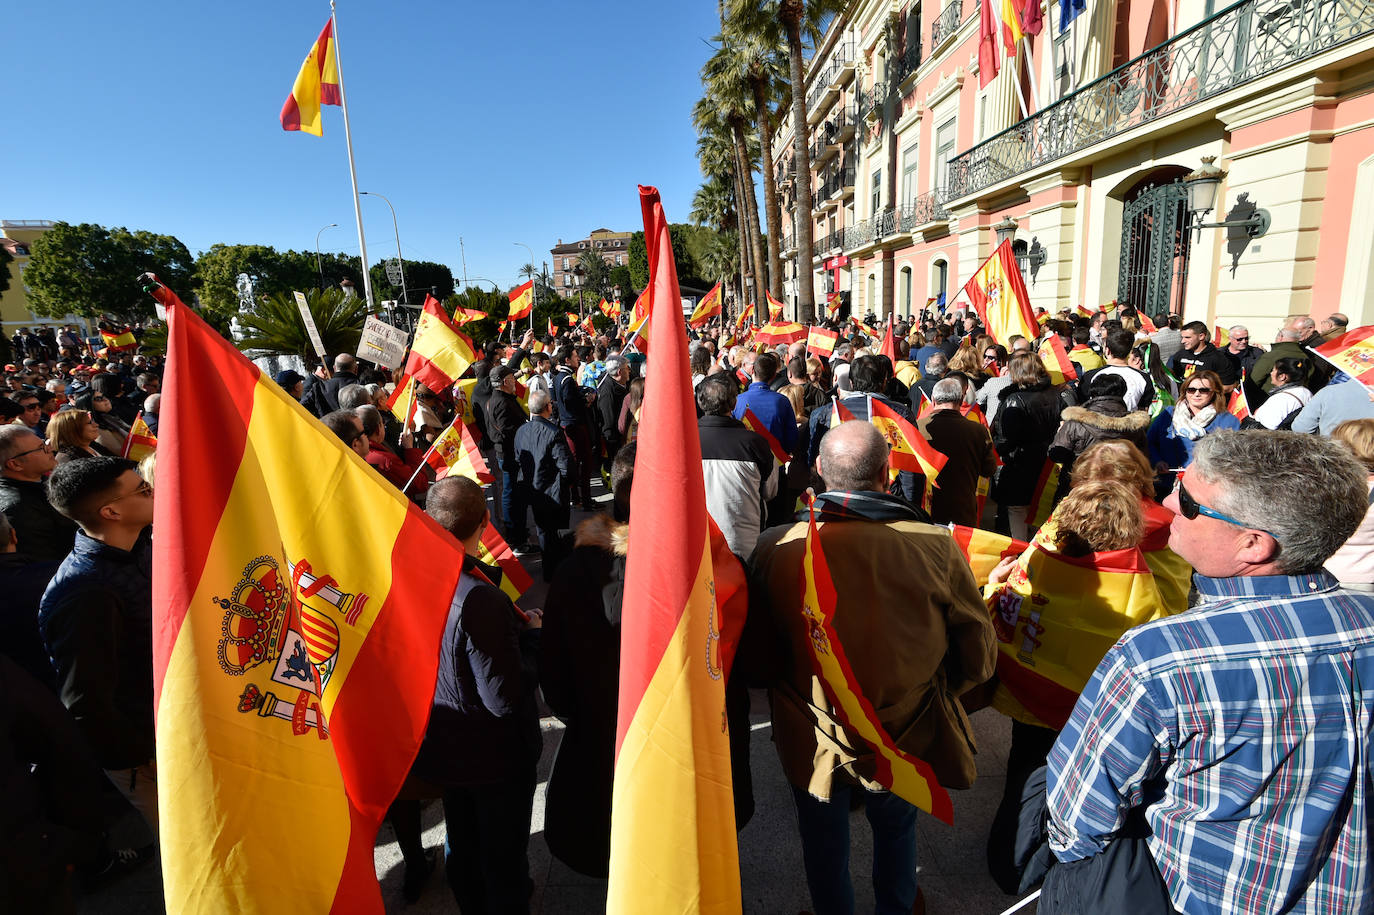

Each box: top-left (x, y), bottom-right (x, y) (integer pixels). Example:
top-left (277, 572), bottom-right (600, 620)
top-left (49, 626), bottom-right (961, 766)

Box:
top-left (0, 220), bottom-right (90, 336)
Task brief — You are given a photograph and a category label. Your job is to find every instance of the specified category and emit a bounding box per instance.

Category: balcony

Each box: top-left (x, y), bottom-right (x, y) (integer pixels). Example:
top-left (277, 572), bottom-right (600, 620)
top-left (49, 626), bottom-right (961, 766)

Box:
top-left (891, 40), bottom-right (923, 86)
top-left (844, 218), bottom-right (875, 251)
top-left (945, 0), bottom-right (1374, 201)
top-left (826, 105), bottom-right (858, 146)
top-left (931, 0), bottom-right (964, 49)
top-left (838, 169), bottom-right (857, 199)
top-left (904, 188), bottom-right (951, 231)
top-left (833, 42), bottom-right (858, 87)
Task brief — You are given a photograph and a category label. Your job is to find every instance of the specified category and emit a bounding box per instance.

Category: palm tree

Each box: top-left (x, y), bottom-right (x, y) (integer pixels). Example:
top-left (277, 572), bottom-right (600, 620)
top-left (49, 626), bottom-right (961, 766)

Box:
top-left (713, 29), bottom-right (791, 304)
top-left (696, 126), bottom-right (754, 313)
top-left (692, 175), bottom-right (742, 310)
top-left (236, 288), bottom-right (369, 363)
top-left (577, 248), bottom-right (610, 309)
top-left (700, 48), bottom-right (769, 315)
top-left (729, 0), bottom-right (847, 323)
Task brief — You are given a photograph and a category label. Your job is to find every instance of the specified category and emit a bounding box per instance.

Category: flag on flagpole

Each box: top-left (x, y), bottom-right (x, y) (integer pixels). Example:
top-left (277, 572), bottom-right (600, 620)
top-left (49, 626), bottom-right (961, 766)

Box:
top-left (878, 322), bottom-right (896, 362)
top-left (385, 374), bottom-right (419, 427)
top-left (826, 292), bottom-right (844, 318)
top-left (766, 291), bottom-right (785, 321)
top-left (405, 295), bottom-right (478, 394)
top-left (122, 411), bottom-right (158, 462)
top-left (631, 287), bottom-right (652, 326)
top-left (1039, 334), bottom-right (1078, 385)
top-left (598, 298), bottom-right (615, 318)
top-left (508, 281), bottom-right (534, 321)
top-left (1227, 372), bottom-right (1252, 423)
top-left (1137, 312), bottom-right (1158, 333)
top-left (962, 240), bottom-right (1037, 346)
top-left (547, 317), bottom-right (556, 336)
top-left (477, 523), bottom-right (534, 606)
top-left (979, 0), bottom-right (1002, 87)
top-left (800, 500), bottom-right (954, 822)
top-left (1212, 325), bottom-right (1230, 348)
top-left (280, 19), bottom-right (341, 135)
top-left (870, 397), bottom-right (947, 510)
top-left (607, 187), bottom-right (742, 914)
top-left (1059, 0), bottom-right (1087, 33)
top-left (425, 420), bottom-right (493, 483)
top-left (100, 326), bottom-right (139, 352)
top-left (742, 408), bottom-right (790, 465)
top-left (1001, 0), bottom-right (1027, 53)
top-left (689, 282), bottom-right (723, 327)
top-left (807, 326), bottom-right (840, 358)
top-left (146, 278), bottom-right (461, 914)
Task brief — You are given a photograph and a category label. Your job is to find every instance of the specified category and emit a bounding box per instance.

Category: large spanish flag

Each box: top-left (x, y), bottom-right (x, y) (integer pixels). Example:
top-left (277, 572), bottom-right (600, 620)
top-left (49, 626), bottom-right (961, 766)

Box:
top-left (405, 294), bottom-right (477, 393)
top-left (607, 187), bottom-right (741, 913)
top-left (962, 239), bottom-right (1037, 346)
top-left (508, 280), bottom-right (534, 321)
top-left (1313, 325), bottom-right (1374, 383)
top-left (280, 18), bottom-right (341, 136)
top-left (147, 278), bottom-right (461, 913)
top-left (801, 500), bottom-right (954, 822)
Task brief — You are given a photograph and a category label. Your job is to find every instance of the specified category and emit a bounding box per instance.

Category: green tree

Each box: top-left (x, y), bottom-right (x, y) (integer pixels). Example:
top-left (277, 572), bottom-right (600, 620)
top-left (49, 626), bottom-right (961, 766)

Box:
top-left (607, 265), bottom-right (634, 299)
top-left (368, 259), bottom-right (455, 306)
top-left (235, 287), bottom-right (369, 362)
top-left (627, 225), bottom-right (704, 294)
top-left (196, 244), bottom-right (364, 322)
top-left (577, 248), bottom-right (611, 304)
top-left (444, 287), bottom-right (505, 345)
top-left (728, 0), bottom-right (847, 322)
top-left (0, 243), bottom-right (12, 297)
top-left (25, 222), bottom-right (196, 321)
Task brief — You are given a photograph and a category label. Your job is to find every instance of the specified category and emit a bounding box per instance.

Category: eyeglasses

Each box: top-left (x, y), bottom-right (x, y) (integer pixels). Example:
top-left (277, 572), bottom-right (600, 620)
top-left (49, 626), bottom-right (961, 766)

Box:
top-left (1177, 481), bottom-right (1276, 539)
top-left (108, 480), bottom-right (154, 503)
top-left (1231, 336), bottom-right (1249, 343)
top-left (19, 403), bottom-right (40, 411)
top-left (7, 442), bottom-right (50, 460)
top-left (1184, 386), bottom-right (1214, 395)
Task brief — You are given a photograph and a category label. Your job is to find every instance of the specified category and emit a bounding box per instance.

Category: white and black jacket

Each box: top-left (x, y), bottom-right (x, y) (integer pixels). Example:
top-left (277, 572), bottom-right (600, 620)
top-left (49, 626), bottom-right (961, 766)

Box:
top-left (698, 415), bottom-right (778, 560)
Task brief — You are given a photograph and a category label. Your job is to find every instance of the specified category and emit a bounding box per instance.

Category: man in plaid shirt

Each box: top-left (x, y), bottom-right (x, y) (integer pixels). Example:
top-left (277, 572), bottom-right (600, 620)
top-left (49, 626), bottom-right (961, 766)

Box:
top-left (1047, 429), bottom-right (1374, 914)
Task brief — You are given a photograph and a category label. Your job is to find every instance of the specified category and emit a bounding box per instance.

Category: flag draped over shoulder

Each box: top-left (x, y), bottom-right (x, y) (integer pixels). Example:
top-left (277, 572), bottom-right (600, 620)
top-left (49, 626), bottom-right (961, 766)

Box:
top-left (508, 281), bottom-right (534, 321)
top-left (607, 186), bottom-right (741, 914)
top-left (801, 502), bottom-right (954, 822)
top-left (405, 295), bottom-right (477, 393)
top-left (742, 408), bottom-right (790, 465)
top-left (986, 534), bottom-right (1167, 730)
top-left (280, 19), bottom-right (341, 136)
top-left (962, 240), bottom-right (1037, 345)
top-left (147, 279), bottom-right (461, 914)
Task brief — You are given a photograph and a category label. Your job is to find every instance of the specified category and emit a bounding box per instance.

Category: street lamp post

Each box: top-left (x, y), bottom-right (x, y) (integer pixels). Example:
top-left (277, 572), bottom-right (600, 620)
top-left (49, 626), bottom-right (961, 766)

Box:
top-left (315, 223), bottom-right (339, 291)
top-left (361, 191), bottom-right (408, 308)
top-left (514, 242), bottom-right (536, 331)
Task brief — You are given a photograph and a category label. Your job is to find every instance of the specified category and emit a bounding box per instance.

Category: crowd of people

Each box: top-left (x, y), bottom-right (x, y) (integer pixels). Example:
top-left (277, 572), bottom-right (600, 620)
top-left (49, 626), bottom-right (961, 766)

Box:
top-left (2, 299), bottom-right (1373, 914)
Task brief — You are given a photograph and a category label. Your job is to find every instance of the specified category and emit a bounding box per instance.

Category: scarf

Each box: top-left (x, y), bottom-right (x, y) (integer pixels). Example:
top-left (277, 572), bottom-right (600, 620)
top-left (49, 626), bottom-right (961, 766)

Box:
top-left (796, 489), bottom-right (932, 524)
top-left (1171, 402), bottom-right (1216, 440)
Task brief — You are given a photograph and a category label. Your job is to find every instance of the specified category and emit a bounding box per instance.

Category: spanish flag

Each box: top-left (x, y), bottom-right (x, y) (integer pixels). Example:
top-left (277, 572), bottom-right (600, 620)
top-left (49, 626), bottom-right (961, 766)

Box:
top-left (1038, 334), bottom-right (1078, 385)
top-left (1028, 460), bottom-right (1062, 527)
top-left (625, 291), bottom-right (652, 356)
top-left (878, 321), bottom-right (897, 361)
top-left (806, 325), bottom-right (839, 358)
top-left (122, 411), bottom-right (157, 463)
top-left (100, 326), bottom-right (138, 352)
top-left (631, 286), bottom-right (652, 326)
top-left (425, 420), bottom-right (492, 483)
top-left (405, 294), bottom-right (477, 393)
top-left (689, 281), bottom-right (723, 327)
top-left (146, 278), bottom-right (461, 913)
top-left (280, 19), bottom-right (341, 136)
top-left (508, 280), bottom-right (534, 321)
top-left (1212, 325), bottom-right (1230, 348)
top-left (1313, 325), bottom-right (1374, 383)
top-left (452, 306), bottom-right (485, 325)
top-left (826, 291), bottom-right (844, 318)
top-left (962, 240), bottom-right (1037, 347)
top-left (742, 407), bottom-right (790, 465)
top-left (607, 187), bottom-right (741, 913)
top-left (1227, 371), bottom-right (1252, 422)
top-left (767, 291), bottom-right (785, 321)
top-left (478, 523), bottom-right (534, 606)
top-left (801, 500), bottom-right (954, 822)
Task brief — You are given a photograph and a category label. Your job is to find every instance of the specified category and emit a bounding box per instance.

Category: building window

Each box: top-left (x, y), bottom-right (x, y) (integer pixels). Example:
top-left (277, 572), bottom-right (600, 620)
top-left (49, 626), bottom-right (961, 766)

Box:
top-left (901, 266), bottom-right (913, 314)
top-left (934, 117), bottom-right (957, 194)
top-left (618, 254), bottom-right (625, 265)
top-left (871, 169), bottom-right (882, 215)
top-left (562, 258), bottom-right (569, 270)
top-left (933, 258), bottom-right (948, 305)
top-left (902, 143), bottom-right (919, 207)
top-left (1054, 31), bottom-right (1072, 98)
top-left (579, 242), bottom-right (585, 249)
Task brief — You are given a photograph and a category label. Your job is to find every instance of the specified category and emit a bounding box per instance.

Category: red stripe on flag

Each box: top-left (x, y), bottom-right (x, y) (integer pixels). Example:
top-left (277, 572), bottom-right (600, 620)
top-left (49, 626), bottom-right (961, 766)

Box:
top-left (149, 286), bottom-right (258, 714)
top-left (993, 652), bottom-right (1082, 732)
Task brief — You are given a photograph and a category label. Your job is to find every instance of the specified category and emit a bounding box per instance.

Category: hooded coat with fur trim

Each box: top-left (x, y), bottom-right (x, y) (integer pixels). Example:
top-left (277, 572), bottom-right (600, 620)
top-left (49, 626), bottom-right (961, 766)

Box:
top-left (1047, 397), bottom-right (1150, 469)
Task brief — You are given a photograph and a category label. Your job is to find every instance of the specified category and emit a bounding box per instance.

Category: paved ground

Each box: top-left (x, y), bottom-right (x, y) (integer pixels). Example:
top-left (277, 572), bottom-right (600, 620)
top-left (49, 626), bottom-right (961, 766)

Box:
top-left (81, 479), bottom-right (1038, 914)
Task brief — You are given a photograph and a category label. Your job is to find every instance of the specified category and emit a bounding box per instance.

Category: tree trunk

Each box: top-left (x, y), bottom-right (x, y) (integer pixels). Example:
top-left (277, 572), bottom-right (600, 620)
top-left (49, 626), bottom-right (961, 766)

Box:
top-left (732, 118), bottom-right (768, 324)
top-left (786, 15), bottom-right (816, 323)
top-left (752, 79), bottom-right (785, 309)
top-left (729, 166), bottom-right (751, 319)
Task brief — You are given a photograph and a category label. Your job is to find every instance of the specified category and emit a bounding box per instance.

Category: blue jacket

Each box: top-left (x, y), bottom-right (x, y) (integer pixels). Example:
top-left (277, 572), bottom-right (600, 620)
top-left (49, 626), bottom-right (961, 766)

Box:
top-left (1147, 407), bottom-right (1241, 471)
top-left (515, 415), bottom-right (573, 509)
top-left (733, 381), bottom-right (798, 454)
top-left (38, 529), bottom-right (154, 769)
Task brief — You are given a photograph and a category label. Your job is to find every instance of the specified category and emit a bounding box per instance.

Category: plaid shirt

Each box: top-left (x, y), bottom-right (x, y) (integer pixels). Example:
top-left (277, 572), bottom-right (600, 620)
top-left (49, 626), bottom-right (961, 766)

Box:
top-left (1047, 570), bottom-right (1374, 914)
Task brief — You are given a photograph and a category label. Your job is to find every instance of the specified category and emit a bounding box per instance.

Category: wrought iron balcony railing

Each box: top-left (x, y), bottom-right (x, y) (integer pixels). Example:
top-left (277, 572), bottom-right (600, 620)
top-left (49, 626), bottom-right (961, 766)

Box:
top-left (892, 40), bottom-right (924, 84)
top-left (946, 0), bottom-right (1374, 201)
top-left (931, 0), bottom-right (964, 47)
top-left (905, 189), bottom-right (950, 228)
top-left (844, 218), bottom-right (875, 250)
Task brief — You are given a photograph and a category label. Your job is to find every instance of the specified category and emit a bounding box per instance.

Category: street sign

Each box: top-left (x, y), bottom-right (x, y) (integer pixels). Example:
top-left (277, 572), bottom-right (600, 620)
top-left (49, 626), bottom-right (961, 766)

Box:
top-left (385, 259), bottom-right (403, 285)
top-left (356, 314), bottom-right (409, 369)
top-left (293, 291), bottom-right (328, 362)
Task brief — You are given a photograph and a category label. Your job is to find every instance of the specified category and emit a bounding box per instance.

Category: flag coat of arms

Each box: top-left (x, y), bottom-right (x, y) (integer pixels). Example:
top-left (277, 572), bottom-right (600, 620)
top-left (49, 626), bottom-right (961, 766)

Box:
top-left (1314, 325), bottom-right (1374, 383)
top-left (689, 282), bottom-right (723, 327)
top-left (807, 326), bottom-right (839, 358)
top-left (962, 240), bottom-right (1037, 346)
top-left (425, 420), bottom-right (492, 483)
top-left (606, 187), bottom-right (741, 913)
top-left (280, 19), bottom-right (341, 136)
top-left (147, 279), bottom-right (462, 913)
top-left (508, 281), bottom-right (534, 321)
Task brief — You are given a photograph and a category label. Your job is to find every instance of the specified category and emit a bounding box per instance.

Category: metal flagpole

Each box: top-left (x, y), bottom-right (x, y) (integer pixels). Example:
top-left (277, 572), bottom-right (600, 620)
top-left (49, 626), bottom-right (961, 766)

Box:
top-left (330, 0), bottom-right (375, 310)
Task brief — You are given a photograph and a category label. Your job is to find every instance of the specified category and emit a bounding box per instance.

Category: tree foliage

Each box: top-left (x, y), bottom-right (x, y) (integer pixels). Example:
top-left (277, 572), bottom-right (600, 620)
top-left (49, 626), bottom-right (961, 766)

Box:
top-left (627, 224), bottom-right (704, 292)
top-left (195, 244), bottom-right (362, 322)
top-left (235, 287), bottom-right (370, 362)
top-left (24, 222), bottom-right (196, 321)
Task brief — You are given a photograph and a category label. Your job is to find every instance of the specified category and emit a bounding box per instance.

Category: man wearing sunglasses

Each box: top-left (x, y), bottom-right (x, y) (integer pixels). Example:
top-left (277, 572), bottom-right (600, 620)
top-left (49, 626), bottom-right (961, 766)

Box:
top-left (39, 457), bottom-right (157, 844)
top-left (1044, 430), bottom-right (1374, 912)
top-left (0, 425), bottom-right (75, 561)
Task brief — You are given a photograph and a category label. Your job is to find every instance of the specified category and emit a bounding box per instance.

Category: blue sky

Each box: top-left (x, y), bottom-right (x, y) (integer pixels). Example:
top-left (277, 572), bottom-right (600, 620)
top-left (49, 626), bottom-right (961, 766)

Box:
top-left (5, 1), bottom-right (724, 293)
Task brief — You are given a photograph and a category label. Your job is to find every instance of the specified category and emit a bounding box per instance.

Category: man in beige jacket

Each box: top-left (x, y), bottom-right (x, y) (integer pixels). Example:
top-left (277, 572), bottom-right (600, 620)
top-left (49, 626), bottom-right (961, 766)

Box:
top-left (745, 420), bottom-right (996, 915)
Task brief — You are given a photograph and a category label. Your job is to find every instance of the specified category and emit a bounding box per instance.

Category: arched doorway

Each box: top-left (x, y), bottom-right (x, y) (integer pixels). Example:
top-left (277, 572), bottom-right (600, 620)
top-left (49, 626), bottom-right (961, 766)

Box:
top-left (1118, 166), bottom-right (1191, 316)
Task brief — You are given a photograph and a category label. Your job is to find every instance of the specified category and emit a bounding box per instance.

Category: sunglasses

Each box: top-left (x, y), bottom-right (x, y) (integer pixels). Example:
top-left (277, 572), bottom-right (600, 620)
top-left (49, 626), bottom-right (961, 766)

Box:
top-left (1177, 481), bottom-right (1276, 539)
top-left (108, 480), bottom-right (154, 503)
top-left (1184, 386), bottom-right (1214, 394)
